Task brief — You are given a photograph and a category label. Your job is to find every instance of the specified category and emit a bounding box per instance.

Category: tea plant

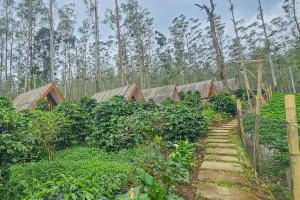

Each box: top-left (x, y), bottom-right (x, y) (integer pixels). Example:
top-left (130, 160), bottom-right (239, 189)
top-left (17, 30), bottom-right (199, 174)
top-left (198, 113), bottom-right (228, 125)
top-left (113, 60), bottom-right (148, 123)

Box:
top-left (209, 94), bottom-right (237, 115)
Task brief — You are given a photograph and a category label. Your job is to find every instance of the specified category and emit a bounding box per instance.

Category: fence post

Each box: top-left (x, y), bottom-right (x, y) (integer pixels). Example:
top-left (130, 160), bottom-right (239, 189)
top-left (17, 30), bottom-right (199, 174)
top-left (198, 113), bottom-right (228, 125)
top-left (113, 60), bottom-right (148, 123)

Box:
top-left (237, 99), bottom-right (246, 146)
top-left (285, 95), bottom-right (300, 200)
top-left (253, 61), bottom-right (263, 178)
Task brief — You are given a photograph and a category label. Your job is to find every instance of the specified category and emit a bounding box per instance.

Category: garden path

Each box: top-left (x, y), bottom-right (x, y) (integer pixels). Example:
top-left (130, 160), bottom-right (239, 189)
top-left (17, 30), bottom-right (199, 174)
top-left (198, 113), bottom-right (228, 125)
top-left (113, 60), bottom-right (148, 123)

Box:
top-left (195, 120), bottom-right (267, 200)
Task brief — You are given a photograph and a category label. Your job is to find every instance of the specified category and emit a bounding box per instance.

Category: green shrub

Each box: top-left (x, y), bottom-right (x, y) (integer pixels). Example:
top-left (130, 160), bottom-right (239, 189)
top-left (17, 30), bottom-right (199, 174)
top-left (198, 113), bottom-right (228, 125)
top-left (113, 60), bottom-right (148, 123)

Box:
top-left (0, 96), bottom-right (13, 110)
top-left (79, 96), bottom-right (98, 113)
top-left (209, 94), bottom-right (237, 115)
top-left (159, 103), bottom-right (208, 142)
top-left (24, 174), bottom-right (108, 200)
top-left (55, 102), bottom-right (92, 146)
top-left (180, 91), bottom-right (202, 108)
top-left (6, 146), bottom-right (151, 199)
top-left (36, 98), bottom-right (49, 111)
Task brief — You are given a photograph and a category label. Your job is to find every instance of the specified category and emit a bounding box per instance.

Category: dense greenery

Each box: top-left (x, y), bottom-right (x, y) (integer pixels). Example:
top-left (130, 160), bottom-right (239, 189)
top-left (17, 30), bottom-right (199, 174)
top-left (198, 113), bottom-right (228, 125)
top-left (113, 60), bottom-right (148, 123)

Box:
top-left (209, 93), bottom-right (237, 115)
top-left (6, 146), bottom-right (150, 199)
top-left (243, 93), bottom-right (300, 200)
top-left (0, 92), bottom-right (236, 199)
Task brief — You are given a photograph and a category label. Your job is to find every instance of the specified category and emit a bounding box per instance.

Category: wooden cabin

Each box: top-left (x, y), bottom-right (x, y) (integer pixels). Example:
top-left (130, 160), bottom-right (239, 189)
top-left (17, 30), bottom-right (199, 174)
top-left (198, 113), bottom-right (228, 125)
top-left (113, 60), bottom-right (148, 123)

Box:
top-left (214, 78), bottom-right (239, 95)
top-left (143, 85), bottom-right (180, 104)
top-left (13, 83), bottom-right (64, 111)
top-left (92, 84), bottom-right (144, 103)
top-left (178, 80), bottom-right (215, 101)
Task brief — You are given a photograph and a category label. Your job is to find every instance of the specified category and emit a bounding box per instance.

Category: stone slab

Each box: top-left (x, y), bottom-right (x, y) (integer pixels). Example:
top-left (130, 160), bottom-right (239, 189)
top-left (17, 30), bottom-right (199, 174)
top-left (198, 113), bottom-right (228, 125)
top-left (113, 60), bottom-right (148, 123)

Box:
top-left (198, 170), bottom-right (247, 185)
top-left (206, 139), bottom-right (232, 143)
top-left (206, 148), bottom-right (238, 155)
top-left (196, 184), bottom-right (257, 200)
top-left (207, 135), bottom-right (231, 140)
top-left (209, 132), bottom-right (232, 136)
top-left (207, 143), bottom-right (235, 148)
top-left (210, 129), bottom-right (231, 133)
top-left (201, 161), bottom-right (243, 172)
top-left (205, 155), bottom-right (240, 163)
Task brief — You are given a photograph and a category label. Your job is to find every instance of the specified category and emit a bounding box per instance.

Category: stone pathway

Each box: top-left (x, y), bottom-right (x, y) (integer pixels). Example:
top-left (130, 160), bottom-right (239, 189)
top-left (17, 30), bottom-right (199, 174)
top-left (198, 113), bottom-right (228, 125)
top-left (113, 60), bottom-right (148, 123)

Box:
top-left (195, 120), bottom-right (259, 200)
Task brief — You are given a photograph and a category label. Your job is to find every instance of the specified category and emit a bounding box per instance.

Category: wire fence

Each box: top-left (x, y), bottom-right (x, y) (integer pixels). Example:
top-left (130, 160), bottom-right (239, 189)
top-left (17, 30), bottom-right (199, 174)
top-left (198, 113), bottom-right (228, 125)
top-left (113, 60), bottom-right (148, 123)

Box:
top-left (237, 95), bottom-right (300, 200)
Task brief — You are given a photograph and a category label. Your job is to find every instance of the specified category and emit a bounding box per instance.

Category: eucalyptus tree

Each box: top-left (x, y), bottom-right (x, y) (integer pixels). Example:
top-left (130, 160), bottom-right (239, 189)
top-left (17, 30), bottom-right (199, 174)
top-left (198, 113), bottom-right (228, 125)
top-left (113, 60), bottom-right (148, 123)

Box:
top-left (17, 0), bottom-right (46, 92)
top-left (84, 0), bottom-right (101, 92)
top-left (257, 0), bottom-right (277, 88)
top-left (48, 0), bottom-right (55, 82)
top-left (57, 3), bottom-right (76, 98)
top-left (122, 0), bottom-right (154, 88)
top-left (195, 0), bottom-right (228, 91)
top-left (282, 0), bottom-right (300, 36)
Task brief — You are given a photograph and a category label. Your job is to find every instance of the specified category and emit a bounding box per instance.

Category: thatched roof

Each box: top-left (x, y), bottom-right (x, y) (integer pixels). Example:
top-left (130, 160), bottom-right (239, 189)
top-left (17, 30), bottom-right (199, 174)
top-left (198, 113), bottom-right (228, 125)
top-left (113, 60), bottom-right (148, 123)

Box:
top-left (178, 80), bottom-right (214, 99)
top-left (215, 79), bottom-right (239, 94)
top-left (13, 83), bottom-right (64, 111)
top-left (92, 84), bottom-right (144, 103)
top-left (143, 85), bottom-right (179, 104)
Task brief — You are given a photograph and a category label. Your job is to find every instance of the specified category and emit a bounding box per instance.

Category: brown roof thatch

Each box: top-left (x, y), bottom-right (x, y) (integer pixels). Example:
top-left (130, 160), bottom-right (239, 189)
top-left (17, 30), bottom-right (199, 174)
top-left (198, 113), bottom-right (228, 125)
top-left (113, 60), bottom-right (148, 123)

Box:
top-left (143, 85), bottom-right (180, 104)
top-left (13, 83), bottom-right (64, 111)
top-left (92, 84), bottom-right (144, 103)
top-left (178, 80), bottom-right (215, 99)
top-left (215, 79), bottom-right (239, 94)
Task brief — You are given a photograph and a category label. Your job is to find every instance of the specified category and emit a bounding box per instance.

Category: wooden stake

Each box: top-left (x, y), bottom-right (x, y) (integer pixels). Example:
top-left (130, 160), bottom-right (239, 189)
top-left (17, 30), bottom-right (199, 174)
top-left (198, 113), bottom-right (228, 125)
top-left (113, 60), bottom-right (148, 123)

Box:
top-left (285, 95), bottom-right (300, 200)
top-left (241, 63), bottom-right (253, 110)
top-left (237, 99), bottom-right (246, 146)
top-left (253, 61), bottom-right (263, 178)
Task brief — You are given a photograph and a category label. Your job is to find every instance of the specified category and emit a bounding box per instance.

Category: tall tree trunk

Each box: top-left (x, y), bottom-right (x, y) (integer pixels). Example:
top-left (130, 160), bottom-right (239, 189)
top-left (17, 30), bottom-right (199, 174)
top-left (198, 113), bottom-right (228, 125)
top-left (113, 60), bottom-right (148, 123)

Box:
top-left (292, 0), bottom-right (300, 35)
top-left (258, 0), bottom-right (277, 89)
top-left (49, 0), bottom-right (55, 83)
top-left (115, 0), bottom-right (125, 86)
top-left (5, 0), bottom-right (9, 83)
top-left (196, 0), bottom-right (228, 91)
top-left (94, 0), bottom-right (101, 92)
top-left (25, 0), bottom-right (33, 92)
top-left (228, 0), bottom-right (243, 72)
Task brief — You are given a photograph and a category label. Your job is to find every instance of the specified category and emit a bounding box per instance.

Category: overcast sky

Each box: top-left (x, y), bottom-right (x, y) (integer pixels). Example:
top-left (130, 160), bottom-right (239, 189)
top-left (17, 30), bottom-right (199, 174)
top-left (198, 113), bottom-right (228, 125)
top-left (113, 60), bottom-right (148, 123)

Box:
top-left (57, 0), bottom-right (285, 39)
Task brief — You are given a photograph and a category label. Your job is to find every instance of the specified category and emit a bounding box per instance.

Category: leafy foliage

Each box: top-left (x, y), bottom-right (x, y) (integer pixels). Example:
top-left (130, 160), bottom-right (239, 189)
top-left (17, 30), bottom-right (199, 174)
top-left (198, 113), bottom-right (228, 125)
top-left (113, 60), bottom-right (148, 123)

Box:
top-left (36, 98), bottom-right (49, 111)
top-left (6, 146), bottom-right (151, 199)
top-left (209, 94), bottom-right (237, 115)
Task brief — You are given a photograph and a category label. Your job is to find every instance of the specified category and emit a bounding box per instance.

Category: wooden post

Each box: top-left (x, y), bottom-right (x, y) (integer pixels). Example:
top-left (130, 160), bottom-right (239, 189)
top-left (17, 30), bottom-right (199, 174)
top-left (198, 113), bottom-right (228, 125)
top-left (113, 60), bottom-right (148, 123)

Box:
top-left (237, 99), bottom-right (246, 146)
top-left (285, 95), bottom-right (300, 200)
top-left (241, 63), bottom-right (253, 110)
top-left (253, 61), bottom-right (263, 178)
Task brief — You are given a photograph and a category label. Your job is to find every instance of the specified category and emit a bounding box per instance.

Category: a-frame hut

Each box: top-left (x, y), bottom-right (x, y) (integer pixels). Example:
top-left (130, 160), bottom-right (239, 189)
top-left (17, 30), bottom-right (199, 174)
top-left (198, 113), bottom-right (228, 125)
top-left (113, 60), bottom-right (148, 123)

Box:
top-left (92, 84), bottom-right (144, 103)
top-left (143, 85), bottom-right (180, 104)
top-left (13, 83), bottom-right (64, 111)
top-left (178, 80), bottom-right (215, 101)
top-left (214, 78), bottom-right (239, 94)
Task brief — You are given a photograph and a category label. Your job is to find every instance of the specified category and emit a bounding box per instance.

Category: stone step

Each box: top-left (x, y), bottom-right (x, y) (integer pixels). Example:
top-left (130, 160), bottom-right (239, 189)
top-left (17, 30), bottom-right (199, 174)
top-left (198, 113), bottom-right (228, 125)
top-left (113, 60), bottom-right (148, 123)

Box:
top-left (204, 155), bottom-right (240, 163)
top-left (207, 143), bottom-right (235, 148)
top-left (210, 129), bottom-right (232, 133)
top-left (208, 132), bottom-right (232, 136)
top-left (196, 184), bottom-right (257, 200)
top-left (206, 139), bottom-right (232, 143)
top-left (207, 135), bottom-right (231, 140)
top-left (206, 147), bottom-right (238, 156)
top-left (198, 170), bottom-right (248, 185)
top-left (201, 161), bottom-right (243, 172)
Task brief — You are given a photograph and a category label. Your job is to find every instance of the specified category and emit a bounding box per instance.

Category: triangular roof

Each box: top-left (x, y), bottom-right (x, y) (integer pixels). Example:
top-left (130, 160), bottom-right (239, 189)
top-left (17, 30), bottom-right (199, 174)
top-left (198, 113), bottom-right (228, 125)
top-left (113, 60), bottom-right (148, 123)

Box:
top-left (92, 84), bottom-right (144, 103)
top-left (215, 78), bottom-right (239, 94)
top-left (143, 85), bottom-right (179, 104)
top-left (13, 83), bottom-right (64, 111)
top-left (178, 80), bottom-right (214, 99)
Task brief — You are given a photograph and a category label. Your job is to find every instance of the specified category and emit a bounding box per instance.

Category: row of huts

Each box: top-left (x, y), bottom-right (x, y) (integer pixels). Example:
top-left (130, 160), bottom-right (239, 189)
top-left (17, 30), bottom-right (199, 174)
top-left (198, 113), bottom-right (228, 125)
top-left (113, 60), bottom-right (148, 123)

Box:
top-left (12, 79), bottom-right (239, 111)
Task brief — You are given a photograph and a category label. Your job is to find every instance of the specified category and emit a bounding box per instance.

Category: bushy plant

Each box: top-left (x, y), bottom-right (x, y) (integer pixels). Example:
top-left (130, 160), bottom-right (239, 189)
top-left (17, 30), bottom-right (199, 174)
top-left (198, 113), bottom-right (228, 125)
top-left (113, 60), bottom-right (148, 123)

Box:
top-left (24, 174), bottom-right (108, 200)
top-left (209, 94), bottom-right (237, 115)
top-left (79, 96), bottom-right (98, 113)
top-left (36, 98), bottom-right (49, 111)
top-left (180, 91), bottom-right (202, 108)
top-left (0, 96), bottom-right (13, 110)
top-left (6, 146), bottom-right (150, 199)
top-left (159, 103), bottom-right (208, 142)
top-left (55, 102), bottom-right (91, 146)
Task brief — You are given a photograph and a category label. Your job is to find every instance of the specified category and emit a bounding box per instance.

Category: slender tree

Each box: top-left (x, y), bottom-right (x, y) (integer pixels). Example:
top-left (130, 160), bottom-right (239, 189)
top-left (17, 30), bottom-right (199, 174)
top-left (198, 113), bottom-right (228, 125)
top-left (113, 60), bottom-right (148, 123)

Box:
top-left (49, 0), bottom-right (55, 82)
top-left (257, 0), bottom-right (277, 88)
top-left (195, 0), bottom-right (228, 91)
